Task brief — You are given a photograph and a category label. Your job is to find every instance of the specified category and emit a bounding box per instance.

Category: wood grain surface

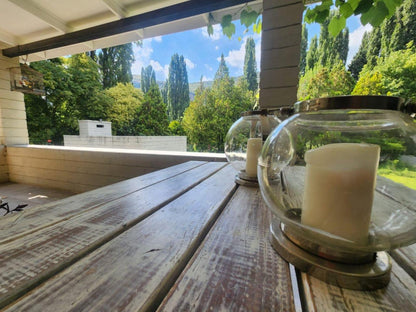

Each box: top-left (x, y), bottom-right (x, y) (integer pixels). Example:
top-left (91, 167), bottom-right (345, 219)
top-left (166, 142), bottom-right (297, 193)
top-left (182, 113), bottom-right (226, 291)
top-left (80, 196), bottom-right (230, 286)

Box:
top-left (2, 164), bottom-right (236, 311)
top-left (301, 257), bottom-right (416, 312)
top-left (0, 161), bottom-right (206, 243)
top-left (0, 161), bottom-right (225, 309)
top-left (158, 187), bottom-right (296, 312)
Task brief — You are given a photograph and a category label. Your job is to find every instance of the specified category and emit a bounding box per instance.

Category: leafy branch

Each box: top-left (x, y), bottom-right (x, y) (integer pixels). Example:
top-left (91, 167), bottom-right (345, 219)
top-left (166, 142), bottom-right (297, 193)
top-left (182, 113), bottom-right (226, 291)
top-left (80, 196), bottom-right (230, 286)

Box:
top-left (305, 0), bottom-right (404, 37)
top-left (207, 5), bottom-right (262, 39)
top-left (209, 0), bottom-right (404, 39)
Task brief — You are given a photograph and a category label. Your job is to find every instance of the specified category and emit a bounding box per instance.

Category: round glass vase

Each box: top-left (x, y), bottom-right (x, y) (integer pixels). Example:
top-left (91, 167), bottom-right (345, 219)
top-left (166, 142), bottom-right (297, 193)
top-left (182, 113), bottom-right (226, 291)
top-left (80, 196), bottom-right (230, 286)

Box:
top-left (225, 110), bottom-right (279, 186)
top-left (258, 96), bottom-right (416, 290)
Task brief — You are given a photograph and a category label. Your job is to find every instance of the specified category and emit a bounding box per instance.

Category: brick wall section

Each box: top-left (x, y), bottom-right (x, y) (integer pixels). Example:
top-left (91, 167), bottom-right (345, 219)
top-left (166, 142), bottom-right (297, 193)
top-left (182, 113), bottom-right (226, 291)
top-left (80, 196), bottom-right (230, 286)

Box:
top-left (7, 145), bottom-right (226, 193)
top-left (259, 0), bottom-right (303, 109)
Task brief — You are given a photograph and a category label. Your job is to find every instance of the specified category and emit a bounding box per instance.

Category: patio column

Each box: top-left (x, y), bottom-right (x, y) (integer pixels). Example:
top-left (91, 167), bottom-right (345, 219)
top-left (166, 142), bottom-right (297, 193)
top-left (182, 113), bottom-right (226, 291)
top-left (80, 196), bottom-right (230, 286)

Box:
top-left (259, 0), bottom-right (303, 109)
top-left (0, 53), bottom-right (29, 182)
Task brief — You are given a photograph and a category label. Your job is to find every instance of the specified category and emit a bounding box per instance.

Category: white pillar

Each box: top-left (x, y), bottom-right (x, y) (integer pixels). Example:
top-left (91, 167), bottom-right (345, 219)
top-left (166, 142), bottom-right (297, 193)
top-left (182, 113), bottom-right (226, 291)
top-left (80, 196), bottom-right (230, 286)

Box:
top-left (259, 0), bottom-right (304, 109)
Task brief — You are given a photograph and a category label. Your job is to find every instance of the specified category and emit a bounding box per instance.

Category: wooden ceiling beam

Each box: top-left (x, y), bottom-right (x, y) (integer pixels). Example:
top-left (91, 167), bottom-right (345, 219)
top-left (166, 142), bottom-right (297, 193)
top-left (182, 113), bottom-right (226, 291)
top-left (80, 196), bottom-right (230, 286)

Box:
top-left (8, 0), bottom-right (71, 34)
top-left (2, 0), bottom-right (251, 58)
top-left (101, 0), bottom-right (128, 18)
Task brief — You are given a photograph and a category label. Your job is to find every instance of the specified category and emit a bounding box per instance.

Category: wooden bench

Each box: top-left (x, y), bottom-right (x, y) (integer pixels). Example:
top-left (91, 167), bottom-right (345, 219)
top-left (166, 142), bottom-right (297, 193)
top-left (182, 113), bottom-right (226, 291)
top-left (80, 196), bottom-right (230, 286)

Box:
top-left (0, 161), bottom-right (414, 311)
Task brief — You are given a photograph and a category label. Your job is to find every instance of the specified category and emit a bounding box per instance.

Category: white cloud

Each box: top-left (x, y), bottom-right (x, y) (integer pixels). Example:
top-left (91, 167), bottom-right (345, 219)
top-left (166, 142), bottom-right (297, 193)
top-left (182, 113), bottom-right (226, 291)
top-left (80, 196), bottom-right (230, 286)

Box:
top-left (215, 45), bottom-right (219, 50)
top-left (150, 60), bottom-right (169, 80)
top-left (202, 75), bottom-right (210, 82)
top-left (153, 35), bottom-right (162, 42)
top-left (347, 23), bottom-right (372, 65)
top-left (131, 39), bottom-right (154, 75)
top-left (218, 36), bottom-right (261, 74)
top-left (201, 24), bottom-right (221, 40)
top-left (185, 58), bottom-right (195, 69)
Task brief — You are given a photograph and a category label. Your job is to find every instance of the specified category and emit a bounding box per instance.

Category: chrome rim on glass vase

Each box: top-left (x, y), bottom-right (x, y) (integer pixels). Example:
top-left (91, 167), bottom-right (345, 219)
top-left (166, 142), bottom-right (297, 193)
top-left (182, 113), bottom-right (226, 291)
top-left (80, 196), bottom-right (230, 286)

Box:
top-left (225, 110), bottom-right (279, 187)
top-left (257, 95), bottom-right (416, 290)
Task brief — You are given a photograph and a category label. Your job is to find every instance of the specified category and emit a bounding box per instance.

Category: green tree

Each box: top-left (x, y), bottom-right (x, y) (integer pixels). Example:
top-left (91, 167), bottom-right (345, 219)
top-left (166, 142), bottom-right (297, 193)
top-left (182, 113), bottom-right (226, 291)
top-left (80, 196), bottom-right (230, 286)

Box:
top-left (25, 58), bottom-right (74, 144)
top-left (67, 53), bottom-right (112, 120)
top-left (300, 24), bottom-right (308, 75)
top-left (168, 120), bottom-right (185, 136)
top-left (134, 84), bottom-right (169, 135)
top-left (348, 31), bottom-right (370, 80)
top-left (298, 62), bottom-right (355, 100)
top-left (105, 83), bottom-right (144, 135)
top-left (167, 53), bottom-right (190, 120)
top-left (140, 65), bottom-right (156, 94)
top-left (318, 11), bottom-right (349, 68)
top-left (183, 66), bottom-right (255, 152)
top-left (305, 35), bottom-right (319, 70)
top-left (214, 53), bottom-right (231, 83)
top-left (99, 43), bottom-right (134, 88)
top-left (243, 37), bottom-right (257, 92)
top-left (366, 26), bottom-right (382, 68)
top-left (353, 44), bottom-right (416, 101)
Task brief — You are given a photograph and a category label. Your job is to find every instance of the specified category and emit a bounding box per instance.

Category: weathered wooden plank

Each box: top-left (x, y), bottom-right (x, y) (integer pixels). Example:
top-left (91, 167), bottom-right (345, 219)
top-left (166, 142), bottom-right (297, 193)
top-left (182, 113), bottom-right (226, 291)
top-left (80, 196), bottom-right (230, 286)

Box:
top-left (0, 162), bottom-right (226, 309)
top-left (260, 67), bottom-right (300, 89)
top-left (261, 25), bottom-right (302, 50)
top-left (261, 45), bottom-right (301, 69)
top-left (0, 161), bottom-right (207, 243)
top-left (158, 187), bottom-right (296, 312)
top-left (2, 165), bottom-right (236, 312)
top-left (259, 86), bottom-right (298, 108)
top-left (300, 257), bottom-right (416, 312)
top-left (390, 244), bottom-right (416, 280)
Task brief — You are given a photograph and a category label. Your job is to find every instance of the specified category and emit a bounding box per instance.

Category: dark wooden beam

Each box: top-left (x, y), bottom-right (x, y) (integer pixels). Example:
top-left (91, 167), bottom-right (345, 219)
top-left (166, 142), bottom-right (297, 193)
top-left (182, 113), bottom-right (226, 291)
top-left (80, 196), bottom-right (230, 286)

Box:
top-left (2, 0), bottom-right (253, 58)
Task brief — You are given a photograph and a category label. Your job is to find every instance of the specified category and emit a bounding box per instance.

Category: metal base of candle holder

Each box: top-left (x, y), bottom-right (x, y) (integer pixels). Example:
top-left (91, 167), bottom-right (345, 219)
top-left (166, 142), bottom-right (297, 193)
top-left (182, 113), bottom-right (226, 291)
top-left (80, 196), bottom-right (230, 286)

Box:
top-left (235, 170), bottom-right (258, 187)
top-left (270, 222), bottom-right (392, 290)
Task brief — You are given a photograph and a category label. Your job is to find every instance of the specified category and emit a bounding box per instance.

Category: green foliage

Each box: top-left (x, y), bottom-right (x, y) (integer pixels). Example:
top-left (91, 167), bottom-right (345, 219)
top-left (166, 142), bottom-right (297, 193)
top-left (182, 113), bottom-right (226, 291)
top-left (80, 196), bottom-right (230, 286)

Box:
top-left (105, 83), bottom-right (144, 135)
top-left (300, 24), bottom-right (308, 75)
top-left (167, 53), bottom-right (190, 121)
top-left (243, 37), bottom-right (258, 92)
top-left (352, 44), bottom-right (416, 101)
top-left (141, 65), bottom-right (156, 94)
top-left (99, 43), bottom-right (135, 89)
top-left (25, 58), bottom-right (74, 144)
top-left (215, 54), bottom-right (231, 83)
top-left (134, 84), bottom-right (169, 135)
top-left (168, 120), bottom-right (185, 136)
top-left (304, 0), bottom-right (403, 36)
top-left (182, 66), bottom-right (255, 152)
top-left (378, 160), bottom-right (416, 190)
top-left (348, 31), bottom-right (370, 79)
top-left (317, 11), bottom-right (350, 68)
top-left (298, 63), bottom-right (355, 100)
top-left (67, 54), bottom-right (112, 120)
top-left (305, 35), bottom-right (319, 70)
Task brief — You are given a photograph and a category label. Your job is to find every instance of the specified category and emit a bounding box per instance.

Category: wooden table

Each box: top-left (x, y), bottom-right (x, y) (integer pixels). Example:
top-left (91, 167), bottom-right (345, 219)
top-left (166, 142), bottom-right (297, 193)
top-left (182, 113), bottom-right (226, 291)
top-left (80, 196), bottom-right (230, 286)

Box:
top-left (0, 161), bottom-right (415, 311)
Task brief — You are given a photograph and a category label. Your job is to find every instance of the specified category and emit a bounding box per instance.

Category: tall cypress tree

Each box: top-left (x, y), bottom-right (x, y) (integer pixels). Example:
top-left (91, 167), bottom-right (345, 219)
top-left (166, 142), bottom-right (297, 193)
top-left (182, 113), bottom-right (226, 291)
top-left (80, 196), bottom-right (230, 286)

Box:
top-left (98, 43), bottom-right (134, 89)
top-left (388, 0), bottom-right (416, 53)
top-left (215, 54), bottom-right (231, 82)
top-left (141, 65), bottom-right (156, 94)
top-left (306, 35), bottom-right (319, 70)
top-left (348, 31), bottom-right (370, 80)
top-left (167, 53), bottom-right (190, 120)
top-left (243, 37), bottom-right (257, 92)
top-left (366, 27), bottom-right (382, 69)
top-left (300, 24), bottom-right (308, 75)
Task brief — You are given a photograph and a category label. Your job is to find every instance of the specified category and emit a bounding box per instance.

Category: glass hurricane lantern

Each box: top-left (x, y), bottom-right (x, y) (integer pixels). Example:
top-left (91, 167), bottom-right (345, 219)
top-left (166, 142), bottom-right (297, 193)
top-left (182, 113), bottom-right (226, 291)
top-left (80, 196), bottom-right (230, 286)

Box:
top-left (258, 96), bottom-right (416, 290)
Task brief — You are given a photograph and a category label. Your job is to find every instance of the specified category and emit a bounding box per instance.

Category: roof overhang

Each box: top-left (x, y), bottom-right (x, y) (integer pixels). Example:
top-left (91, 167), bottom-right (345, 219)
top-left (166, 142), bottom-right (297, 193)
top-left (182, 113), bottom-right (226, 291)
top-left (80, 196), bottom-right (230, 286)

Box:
top-left (0, 0), bottom-right (262, 62)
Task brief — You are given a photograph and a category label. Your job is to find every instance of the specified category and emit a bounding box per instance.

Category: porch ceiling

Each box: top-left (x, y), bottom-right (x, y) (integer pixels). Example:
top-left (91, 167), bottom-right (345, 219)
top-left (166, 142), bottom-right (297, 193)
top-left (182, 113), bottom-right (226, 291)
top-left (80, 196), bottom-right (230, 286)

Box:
top-left (0, 0), bottom-right (262, 62)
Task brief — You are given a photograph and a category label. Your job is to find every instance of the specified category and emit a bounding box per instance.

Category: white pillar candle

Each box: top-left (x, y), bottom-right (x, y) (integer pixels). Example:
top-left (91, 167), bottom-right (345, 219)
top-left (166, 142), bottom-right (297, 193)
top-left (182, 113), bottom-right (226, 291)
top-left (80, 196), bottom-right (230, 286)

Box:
top-left (301, 143), bottom-right (380, 243)
top-left (245, 138), bottom-right (262, 177)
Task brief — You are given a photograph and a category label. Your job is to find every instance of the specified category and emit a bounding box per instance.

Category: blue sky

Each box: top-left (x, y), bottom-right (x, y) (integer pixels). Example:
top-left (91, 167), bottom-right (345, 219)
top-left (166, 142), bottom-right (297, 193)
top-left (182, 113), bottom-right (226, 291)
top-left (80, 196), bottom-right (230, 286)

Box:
top-left (131, 15), bottom-right (371, 83)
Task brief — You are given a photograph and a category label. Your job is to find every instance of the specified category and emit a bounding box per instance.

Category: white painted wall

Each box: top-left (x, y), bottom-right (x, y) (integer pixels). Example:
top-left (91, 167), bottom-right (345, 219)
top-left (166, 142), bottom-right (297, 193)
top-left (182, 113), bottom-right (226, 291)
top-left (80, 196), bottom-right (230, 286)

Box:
top-left (64, 135), bottom-right (187, 152)
top-left (79, 120), bottom-right (112, 137)
top-left (7, 145), bottom-right (226, 193)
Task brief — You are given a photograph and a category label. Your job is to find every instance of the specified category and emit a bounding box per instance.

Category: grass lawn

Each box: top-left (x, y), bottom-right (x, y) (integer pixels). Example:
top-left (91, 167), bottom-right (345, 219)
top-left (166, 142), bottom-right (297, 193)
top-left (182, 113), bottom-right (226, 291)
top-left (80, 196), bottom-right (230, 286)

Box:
top-left (378, 160), bottom-right (416, 190)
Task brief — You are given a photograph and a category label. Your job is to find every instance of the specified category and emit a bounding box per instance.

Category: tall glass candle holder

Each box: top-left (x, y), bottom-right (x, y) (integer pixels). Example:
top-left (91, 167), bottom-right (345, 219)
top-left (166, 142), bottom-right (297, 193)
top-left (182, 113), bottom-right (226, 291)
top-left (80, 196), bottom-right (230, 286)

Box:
top-left (225, 110), bottom-right (279, 186)
top-left (258, 96), bottom-right (416, 290)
